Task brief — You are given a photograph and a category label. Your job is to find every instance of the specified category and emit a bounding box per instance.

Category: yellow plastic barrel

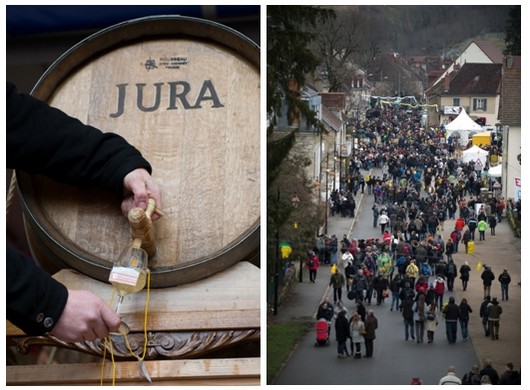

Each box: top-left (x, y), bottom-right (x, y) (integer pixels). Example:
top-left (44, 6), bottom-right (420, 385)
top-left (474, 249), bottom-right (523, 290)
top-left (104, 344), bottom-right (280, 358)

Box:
top-left (467, 241), bottom-right (475, 254)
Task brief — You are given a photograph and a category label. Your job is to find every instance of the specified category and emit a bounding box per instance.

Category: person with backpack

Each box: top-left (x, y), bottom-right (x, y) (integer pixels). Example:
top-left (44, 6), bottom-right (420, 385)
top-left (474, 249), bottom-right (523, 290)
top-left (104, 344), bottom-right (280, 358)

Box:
top-left (461, 364), bottom-right (481, 385)
top-left (329, 269), bottom-right (346, 304)
top-left (459, 261), bottom-right (471, 291)
top-left (405, 259), bottom-right (419, 287)
top-left (445, 259), bottom-right (457, 292)
top-left (498, 268), bottom-right (512, 301)
top-left (425, 300), bottom-right (438, 343)
top-left (499, 363), bottom-right (521, 385)
top-left (306, 251), bottom-right (320, 283)
top-left (481, 266), bottom-right (495, 299)
top-left (436, 208), bottom-right (446, 231)
top-left (349, 312), bottom-right (365, 358)
top-left (434, 276), bottom-right (446, 310)
top-left (467, 215), bottom-right (478, 240)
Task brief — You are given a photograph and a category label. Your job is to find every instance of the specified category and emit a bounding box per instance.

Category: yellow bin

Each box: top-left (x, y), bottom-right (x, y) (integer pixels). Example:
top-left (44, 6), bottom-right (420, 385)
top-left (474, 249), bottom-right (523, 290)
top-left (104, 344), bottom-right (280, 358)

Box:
top-left (467, 241), bottom-right (475, 254)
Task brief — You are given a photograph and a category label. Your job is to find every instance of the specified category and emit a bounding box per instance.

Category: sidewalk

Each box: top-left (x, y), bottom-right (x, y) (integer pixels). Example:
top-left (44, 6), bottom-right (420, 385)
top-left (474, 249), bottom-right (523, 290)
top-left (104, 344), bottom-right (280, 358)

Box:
top-left (268, 193), bottom-right (521, 376)
top-left (268, 191), bottom-right (365, 324)
top-left (451, 215), bottom-right (521, 373)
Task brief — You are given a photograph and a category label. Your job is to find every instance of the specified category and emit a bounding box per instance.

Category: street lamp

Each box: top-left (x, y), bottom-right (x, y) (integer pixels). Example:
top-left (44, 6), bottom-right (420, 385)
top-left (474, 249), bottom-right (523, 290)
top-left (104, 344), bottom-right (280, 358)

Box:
top-left (325, 169), bottom-right (330, 234)
top-left (273, 188), bottom-right (280, 316)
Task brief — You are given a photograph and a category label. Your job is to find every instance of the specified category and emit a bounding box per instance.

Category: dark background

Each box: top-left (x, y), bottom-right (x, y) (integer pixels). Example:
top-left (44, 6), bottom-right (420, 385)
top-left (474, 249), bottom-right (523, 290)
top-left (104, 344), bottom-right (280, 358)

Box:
top-left (6, 5), bottom-right (260, 93)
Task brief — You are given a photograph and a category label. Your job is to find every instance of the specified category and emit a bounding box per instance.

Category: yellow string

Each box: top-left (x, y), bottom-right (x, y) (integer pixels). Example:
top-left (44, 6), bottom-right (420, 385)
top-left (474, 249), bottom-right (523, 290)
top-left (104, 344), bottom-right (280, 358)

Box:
top-left (100, 269), bottom-right (151, 385)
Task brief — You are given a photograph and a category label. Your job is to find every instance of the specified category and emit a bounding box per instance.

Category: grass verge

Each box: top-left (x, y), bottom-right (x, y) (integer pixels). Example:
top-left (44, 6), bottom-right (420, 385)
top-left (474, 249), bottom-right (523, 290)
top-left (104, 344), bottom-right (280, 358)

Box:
top-left (267, 321), bottom-right (311, 384)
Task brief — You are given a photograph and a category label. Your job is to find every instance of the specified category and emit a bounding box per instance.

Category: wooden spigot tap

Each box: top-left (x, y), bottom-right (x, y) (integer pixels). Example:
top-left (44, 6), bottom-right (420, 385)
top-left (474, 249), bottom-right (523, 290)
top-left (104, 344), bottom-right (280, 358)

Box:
top-left (128, 198), bottom-right (160, 258)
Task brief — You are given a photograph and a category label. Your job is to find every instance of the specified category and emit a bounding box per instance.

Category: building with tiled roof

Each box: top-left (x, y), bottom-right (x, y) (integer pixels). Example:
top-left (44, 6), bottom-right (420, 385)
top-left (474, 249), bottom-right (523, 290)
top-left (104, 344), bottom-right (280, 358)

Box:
top-left (425, 62), bottom-right (502, 127)
top-left (499, 55), bottom-right (521, 202)
top-left (431, 40), bottom-right (504, 88)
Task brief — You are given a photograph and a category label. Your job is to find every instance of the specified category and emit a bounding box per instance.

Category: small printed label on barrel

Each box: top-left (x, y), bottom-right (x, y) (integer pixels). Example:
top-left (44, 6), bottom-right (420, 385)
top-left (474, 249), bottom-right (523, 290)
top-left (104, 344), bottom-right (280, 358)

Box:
top-left (143, 56), bottom-right (189, 71)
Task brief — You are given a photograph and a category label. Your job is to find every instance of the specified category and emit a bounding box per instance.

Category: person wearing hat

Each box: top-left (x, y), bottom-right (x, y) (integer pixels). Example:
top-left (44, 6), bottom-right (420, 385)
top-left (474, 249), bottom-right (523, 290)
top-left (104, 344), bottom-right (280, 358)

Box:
top-left (306, 250), bottom-right (320, 283)
top-left (498, 268), bottom-right (512, 301)
top-left (434, 275), bottom-right (446, 310)
top-left (486, 297), bottom-right (502, 340)
top-left (461, 364), bottom-right (480, 385)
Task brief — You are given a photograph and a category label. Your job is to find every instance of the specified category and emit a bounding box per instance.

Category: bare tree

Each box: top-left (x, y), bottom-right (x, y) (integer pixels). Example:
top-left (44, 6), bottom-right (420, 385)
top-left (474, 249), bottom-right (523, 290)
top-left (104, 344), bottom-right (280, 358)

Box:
top-left (310, 8), bottom-right (360, 92)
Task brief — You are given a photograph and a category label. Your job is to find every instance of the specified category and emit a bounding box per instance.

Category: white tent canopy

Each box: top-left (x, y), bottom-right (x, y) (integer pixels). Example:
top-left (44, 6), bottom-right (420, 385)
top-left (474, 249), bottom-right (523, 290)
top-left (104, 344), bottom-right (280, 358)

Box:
top-left (444, 108), bottom-right (483, 146)
top-left (462, 145), bottom-right (489, 170)
top-left (487, 164), bottom-right (502, 177)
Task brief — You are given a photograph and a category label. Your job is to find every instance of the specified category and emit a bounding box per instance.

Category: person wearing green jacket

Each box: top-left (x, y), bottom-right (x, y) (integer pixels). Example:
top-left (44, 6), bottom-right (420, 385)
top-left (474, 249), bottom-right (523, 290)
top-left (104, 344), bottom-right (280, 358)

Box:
top-left (477, 219), bottom-right (489, 241)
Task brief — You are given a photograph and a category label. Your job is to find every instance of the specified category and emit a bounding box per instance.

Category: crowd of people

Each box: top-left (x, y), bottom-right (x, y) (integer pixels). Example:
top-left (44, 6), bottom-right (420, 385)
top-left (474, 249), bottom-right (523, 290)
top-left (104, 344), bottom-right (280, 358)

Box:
top-left (305, 103), bottom-right (519, 383)
top-left (436, 360), bottom-right (520, 385)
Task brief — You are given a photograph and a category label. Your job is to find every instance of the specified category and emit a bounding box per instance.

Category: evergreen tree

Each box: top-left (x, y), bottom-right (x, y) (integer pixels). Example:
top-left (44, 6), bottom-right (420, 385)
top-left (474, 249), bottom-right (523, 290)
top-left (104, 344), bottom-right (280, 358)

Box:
top-left (504, 6), bottom-right (521, 55)
top-left (267, 6), bottom-right (334, 133)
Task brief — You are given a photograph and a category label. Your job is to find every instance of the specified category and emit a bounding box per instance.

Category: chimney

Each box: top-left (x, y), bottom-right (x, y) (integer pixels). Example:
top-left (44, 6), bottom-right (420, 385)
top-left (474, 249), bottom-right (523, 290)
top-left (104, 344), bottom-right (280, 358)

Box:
top-left (506, 55), bottom-right (513, 69)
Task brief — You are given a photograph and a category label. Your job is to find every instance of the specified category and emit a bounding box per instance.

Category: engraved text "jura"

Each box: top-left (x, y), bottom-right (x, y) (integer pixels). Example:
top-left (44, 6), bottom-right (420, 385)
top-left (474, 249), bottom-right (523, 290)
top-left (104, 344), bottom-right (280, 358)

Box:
top-left (110, 81), bottom-right (224, 118)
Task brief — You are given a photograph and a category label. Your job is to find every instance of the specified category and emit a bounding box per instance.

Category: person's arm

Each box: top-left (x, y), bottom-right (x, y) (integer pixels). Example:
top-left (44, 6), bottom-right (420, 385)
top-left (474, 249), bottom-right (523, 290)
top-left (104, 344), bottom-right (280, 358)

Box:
top-left (6, 82), bottom-right (161, 341)
top-left (7, 82), bottom-right (151, 199)
top-left (7, 245), bottom-right (68, 336)
top-left (7, 245), bottom-right (121, 341)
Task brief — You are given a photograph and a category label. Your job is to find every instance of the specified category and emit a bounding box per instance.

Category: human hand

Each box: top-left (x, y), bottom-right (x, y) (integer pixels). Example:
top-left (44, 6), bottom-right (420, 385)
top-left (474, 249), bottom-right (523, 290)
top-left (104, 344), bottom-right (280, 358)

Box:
top-left (121, 168), bottom-right (162, 220)
top-left (50, 290), bottom-right (121, 342)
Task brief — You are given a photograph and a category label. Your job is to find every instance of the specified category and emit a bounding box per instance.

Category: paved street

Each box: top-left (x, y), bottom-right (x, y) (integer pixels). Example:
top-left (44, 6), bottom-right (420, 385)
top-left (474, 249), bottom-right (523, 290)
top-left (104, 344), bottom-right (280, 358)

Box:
top-left (269, 167), bottom-right (521, 385)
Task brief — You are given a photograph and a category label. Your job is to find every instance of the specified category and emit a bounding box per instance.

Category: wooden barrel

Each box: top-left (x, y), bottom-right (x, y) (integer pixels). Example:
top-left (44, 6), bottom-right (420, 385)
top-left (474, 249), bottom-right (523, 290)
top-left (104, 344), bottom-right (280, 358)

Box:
top-left (17, 16), bottom-right (260, 288)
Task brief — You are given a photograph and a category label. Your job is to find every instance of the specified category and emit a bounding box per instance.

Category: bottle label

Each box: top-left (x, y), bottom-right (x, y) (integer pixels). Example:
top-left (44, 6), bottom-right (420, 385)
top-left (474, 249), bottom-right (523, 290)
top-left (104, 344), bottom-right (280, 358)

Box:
top-left (109, 266), bottom-right (140, 286)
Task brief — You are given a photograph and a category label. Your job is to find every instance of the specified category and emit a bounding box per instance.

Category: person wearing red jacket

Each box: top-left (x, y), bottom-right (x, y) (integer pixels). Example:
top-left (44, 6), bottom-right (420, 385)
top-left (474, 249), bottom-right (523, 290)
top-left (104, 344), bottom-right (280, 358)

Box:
top-left (434, 276), bottom-right (446, 310)
top-left (415, 275), bottom-right (429, 296)
top-left (306, 251), bottom-right (320, 283)
top-left (454, 216), bottom-right (466, 231)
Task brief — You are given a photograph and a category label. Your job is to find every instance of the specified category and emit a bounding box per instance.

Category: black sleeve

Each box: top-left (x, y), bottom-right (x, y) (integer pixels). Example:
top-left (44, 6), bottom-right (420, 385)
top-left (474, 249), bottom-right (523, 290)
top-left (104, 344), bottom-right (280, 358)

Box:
top-left (7, 245), bottom-right (68, 335)
top-left (6, 82), bottom-right (152, 199)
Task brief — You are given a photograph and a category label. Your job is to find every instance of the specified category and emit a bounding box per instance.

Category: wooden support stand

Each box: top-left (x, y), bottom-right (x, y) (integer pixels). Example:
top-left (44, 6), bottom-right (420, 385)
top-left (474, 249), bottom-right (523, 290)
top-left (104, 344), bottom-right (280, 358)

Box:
top-left (6, 262), bottom-right (260, 385)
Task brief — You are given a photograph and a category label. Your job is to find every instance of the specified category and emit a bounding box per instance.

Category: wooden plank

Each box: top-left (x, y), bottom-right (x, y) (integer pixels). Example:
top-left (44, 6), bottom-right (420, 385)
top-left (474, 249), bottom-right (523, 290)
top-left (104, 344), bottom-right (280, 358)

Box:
top-left (6, 357), bottom-right (260, 385)
top-left (7, 262), bottom-right (260, 335)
